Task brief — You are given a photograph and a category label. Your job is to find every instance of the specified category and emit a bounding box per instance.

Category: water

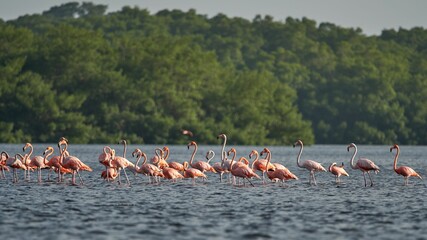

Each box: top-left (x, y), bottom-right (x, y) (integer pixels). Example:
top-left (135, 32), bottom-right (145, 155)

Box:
top-left (1, 144), bottom-right (426, 239)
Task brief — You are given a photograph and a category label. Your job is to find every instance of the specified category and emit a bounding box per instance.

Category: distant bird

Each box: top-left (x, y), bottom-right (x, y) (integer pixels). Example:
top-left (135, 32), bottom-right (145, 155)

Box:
top-left (101, 167), bottom-right (118, 181)
top-left (150, 148), bottom-right (169, 169)
top-left (328, 162), bottom-right (349, 184)
top-left (181, 129), bottom-right (193, 137)
top-left (347, 143), bottom-right (380, 187)
top-left (390, 144), bottom-right (422, 185)
top-left (227, 152), bottom-right (260, 187)
top-left (293, 140), bottom-right (326, 186)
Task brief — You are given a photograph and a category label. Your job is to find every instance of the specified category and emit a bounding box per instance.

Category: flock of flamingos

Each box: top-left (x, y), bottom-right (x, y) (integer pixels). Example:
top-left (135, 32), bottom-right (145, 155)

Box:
top-left (0, 132), bottom-right (423, 187)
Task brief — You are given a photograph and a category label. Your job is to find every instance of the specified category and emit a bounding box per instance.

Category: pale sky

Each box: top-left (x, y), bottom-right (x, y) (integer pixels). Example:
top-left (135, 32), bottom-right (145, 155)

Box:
top-left (1, 0), bottom-right (426, 36)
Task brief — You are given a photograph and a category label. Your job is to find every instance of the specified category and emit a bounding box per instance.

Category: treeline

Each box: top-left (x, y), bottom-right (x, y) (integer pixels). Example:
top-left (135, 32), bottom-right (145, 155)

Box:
top-left (1, 2), bottom-right (426, 145)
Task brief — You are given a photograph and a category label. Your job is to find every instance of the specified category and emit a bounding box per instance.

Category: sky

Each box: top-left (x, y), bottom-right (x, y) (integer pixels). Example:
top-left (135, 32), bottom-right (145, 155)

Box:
top-left (1, 0), bottom-right (426, 36)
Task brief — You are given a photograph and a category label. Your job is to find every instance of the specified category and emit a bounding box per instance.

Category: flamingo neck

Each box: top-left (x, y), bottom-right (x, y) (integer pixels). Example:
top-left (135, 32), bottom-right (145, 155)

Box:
top-left (60, 143), bottom-right (68, 165)
top-left (350, 146), bottom-right (358, 169)
top-left (393, 147), bottom-right (400, 173)
top-left (164, 148), bottom-right (170, 161)
top-left (229, 152), bottom-right (235, 171)
top-left (43, 149), bottom-right (53, 165)
top-left (121, 141), bottom-right (127, 158)
top-left (296, 144), bottom-right (303, 168)
top-left (206, 151), bottom-right (214, 164)
top-left (221, 136), bottom-right (227, 162)
top-left (189, 144), bottom-right (197, 167)
top-left (250, 152), bottom-right (259, 169)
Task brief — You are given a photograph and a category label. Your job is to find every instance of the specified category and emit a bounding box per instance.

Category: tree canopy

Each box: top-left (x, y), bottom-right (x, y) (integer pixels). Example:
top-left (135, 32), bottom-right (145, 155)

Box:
top-left (1, 2), bottom-right (426, 144)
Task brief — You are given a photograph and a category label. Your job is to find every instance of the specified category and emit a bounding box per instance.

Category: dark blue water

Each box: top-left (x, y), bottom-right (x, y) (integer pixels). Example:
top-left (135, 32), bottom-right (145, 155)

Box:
top-left (1, 144), bottom-right (426, 239)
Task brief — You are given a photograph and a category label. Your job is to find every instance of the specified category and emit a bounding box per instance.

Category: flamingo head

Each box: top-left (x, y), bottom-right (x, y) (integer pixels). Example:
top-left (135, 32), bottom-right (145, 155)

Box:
top-left (43, 147), bottom-right (53, 156)
top-left (183, 161), bottom-right (189, 170)
top-left (260, 148), bottom-right (270, 156)
top-left (119, 139), bottom-right (127, 145)
top-left (187, 141), bottom-right (197, 149)
top-left (249, 150), bottom-right (258, 159)
top-left (328, 162), bottom-right (337, 172)
top-left (390, 144), bottom-right (399, 152)
top-left (347, 143), bottom-right (356, 152)
top-left (217, 133), bottom-right (226, 140)
top-left (293, 140), bottom-right (302, 148)
top-left (227, 148), bottom-right (236, 156)
top-left (132, 148), bottom-right (141, 158)
top-left (23, 142), bottom-right (31, 151)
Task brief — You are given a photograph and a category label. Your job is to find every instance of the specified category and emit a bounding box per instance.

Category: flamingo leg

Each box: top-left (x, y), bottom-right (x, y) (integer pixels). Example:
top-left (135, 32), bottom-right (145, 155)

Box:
top-left (38, 168), bottom-right (42, 183)
top-left (219, 172), bottom-right (223, 182)
top-left (262, 171), bottom-right (266, 184)
top-left (312, 172), bottom-right (317, 186)
top-left (362, 172), bottom-right (367, 187)
top-left (76, 170), bottom-right (84, 185)
top-left (122, 168), bottom-right (130, 185)
top-left (367, 171), bottom-right (374, 186)
top-left (246, 178), bottom-right (255, 187)
top-left (72, 170), bottom-right (76, 185)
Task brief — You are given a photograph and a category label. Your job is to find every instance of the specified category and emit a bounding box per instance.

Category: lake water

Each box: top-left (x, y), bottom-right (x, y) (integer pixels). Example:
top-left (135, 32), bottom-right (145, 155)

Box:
top-left (1, 144), bottom-right (426, 239)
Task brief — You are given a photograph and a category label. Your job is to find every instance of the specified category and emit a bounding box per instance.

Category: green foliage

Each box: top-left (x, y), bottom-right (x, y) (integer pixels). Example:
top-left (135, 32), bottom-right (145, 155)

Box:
top-left (1, 2), bottom-right (427, 145)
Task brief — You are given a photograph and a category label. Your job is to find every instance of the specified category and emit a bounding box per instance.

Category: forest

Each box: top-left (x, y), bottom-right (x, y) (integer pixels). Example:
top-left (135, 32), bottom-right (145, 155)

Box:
top-left (1, 2), bottom-right (427, 145)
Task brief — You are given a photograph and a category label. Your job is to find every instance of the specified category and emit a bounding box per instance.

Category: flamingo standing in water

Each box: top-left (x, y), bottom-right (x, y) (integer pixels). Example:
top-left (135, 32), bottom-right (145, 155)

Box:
top-left (206, 150), bottom-right (225, 182)
top-left (151, 148), bottom-right (169, 169)
top-left (347, 143), bottom-right (380, 187)
top-left (162, 146), bottom-right (184, 173)
top-left (24, 143), bottom-right (50, 183)
top-left (227, 150), bottom-right (260, 187)
top-left (390, 144), bottom-right (422, 185)
top-left (293, 140), bottom-right (326, 186)
top-left (328, 162), bottom-right (349, 184)
top-left (250, 149), bottom-right (276, 183)
top-left (98, 146), bottom-right (113, 181)
top-left (187, 141), bottom-right (216, 174)
top-left (46, 139), bottom-right (72, 182)
top-left (60, 140), bottom-right (93, 185)
top-left (101, 167), bottom-right (118, 181)
top-left (132, 148), bottom-right (164, 183)
top-left (259, 148), bottom-right (298, 184)
top-left (3, 152), bottom-right (27, 183)
top-left (183, 161), bottom-right (207, 183)
top-left (0, 153), bottom-right (10, 179)
top-left (108, 148), bottom-right (134, 185)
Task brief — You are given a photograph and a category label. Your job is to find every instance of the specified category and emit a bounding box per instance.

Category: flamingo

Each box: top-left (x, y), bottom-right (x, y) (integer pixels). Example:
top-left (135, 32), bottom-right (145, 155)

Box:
top-left (181, 129), bottom-right (193, 137)
top-left (390, 144), bottom-right (422, 185)
top-left (183, 161), bottom-right (207, 183)
top-left (293, 140), bottom-right (326, 186)
top-left (3, 152), bottom-right (27, 183)
top-left (24, 143), bottom-right (50, 183)
top-left (347, 143), bottom-right (380, 187)
top-left (259, 148), bottom-right (298, 184)
top-left (108, 148), bottom-right (134, 185)
top-left (101, 167), bottom-right (118, 181)
top-left (250, 149), bottom-right (276, 183)
top-left (187, 141), bottom-right (216, 174)
top-left (0, 153), bottom-right (10, 179)
top-left (60, 140), bottom-right (93, 185)
top-left (328, 162), bottom-right (349, 184)
top-left (207, 150), bottom-right (226, 182)
top-left (217, 133), bottom-right (233, 173)
top-left (151, 148), bottom-right (169, 169)
top-left (98, 146), bottom-right (113, 181)
top-left (227, 152), bottom-right (260, 186)
top-left (162, 167), bottom-right (184, 182)
top-left (46, 139), bottom-right (72, 182)
top-left (132, 148), bottom-right (164, 183)
top-left (162, 146), bottom-right (184, 173)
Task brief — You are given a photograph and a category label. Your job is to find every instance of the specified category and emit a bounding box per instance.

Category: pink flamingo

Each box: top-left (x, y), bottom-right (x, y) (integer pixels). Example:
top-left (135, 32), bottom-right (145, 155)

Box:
top-left (162, 146), bottom-right (184, 173)
top-left (328, 162), bottom-right (349, 184)
top-left (132, 148), bottom-right (164, 183)
top-left (98, 146), bottom-right (113, 181)
top-left (151, 148), bottom-right (169, 169)
top-left (227, 152), bottom-right (260, 186)
top-left (162, 167), bottom-right (184, 182)
top-left (0, 153), bottom-right (10, 179)
top-left (60, 140), bottom-right (93, 185)
top-left (46, 139), bottom-right (72, 182)
top-left (101, 167), bottom-right (118, 181)
top-left (293, 140), bottom-right (326, 186)
top-left (259, 148), bottom-right (298, 184)
top-left (390, 144), bottom-right (422, 185)
top-left (108, 148), bottom-right (135, 185)
top-left (181, 129), bottom-right (193, 137)
top-left (3, 152), bottom-right (27, 183)
top-left (183, 161), bottom-right (207, 183)
top-left (24, 143), bottom-right (50, 182)
top-left (187, 141), bottom-right (216, 174)
top-left (347, 143), bottom-right (380, 187)
top-left (207, 150), bottom-right (226, 182)
top-left (250, 149), bottom-right (276, 183)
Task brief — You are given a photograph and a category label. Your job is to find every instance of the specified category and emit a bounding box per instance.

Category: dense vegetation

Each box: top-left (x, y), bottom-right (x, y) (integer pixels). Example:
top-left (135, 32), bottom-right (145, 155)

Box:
top-left (1, 2), bottom-right (427, 145)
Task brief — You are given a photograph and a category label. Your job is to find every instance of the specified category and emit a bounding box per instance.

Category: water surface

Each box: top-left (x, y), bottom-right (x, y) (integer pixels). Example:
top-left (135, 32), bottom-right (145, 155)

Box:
top-left (1, 144), bottom-right (426, 239)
